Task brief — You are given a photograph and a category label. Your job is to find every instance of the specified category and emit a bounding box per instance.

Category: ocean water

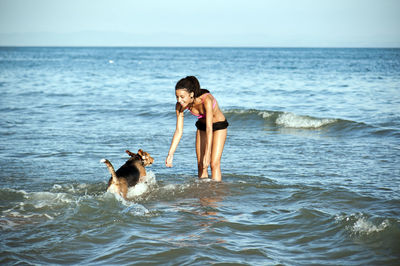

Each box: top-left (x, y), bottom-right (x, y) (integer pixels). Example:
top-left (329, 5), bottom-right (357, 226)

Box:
top-left (0, 47), bottom-right (399, 265)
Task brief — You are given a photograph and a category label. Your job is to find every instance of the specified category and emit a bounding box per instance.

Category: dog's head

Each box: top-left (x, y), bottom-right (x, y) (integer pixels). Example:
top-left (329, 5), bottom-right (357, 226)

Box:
top-left (126, 149), bottom-right (154, 166)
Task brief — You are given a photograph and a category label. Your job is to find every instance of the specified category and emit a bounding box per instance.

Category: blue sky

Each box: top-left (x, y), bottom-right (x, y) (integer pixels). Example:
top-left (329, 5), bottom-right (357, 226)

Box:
top-left (1, 0), bottom-right (399, 47)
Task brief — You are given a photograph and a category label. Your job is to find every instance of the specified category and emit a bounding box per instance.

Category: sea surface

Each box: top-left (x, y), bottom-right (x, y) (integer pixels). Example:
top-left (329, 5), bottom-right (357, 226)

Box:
top-left (0, 47), bottom-right (399, 265)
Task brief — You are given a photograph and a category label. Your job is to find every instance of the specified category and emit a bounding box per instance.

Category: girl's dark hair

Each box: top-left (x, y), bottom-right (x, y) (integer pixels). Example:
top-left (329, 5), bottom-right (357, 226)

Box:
top-left (175, 76), bottom-right (209, 98)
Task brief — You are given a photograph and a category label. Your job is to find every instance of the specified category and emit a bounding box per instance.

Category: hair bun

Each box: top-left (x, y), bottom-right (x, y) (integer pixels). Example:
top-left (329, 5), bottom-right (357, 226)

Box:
top-left (175, 76), bottom-right (202, 97)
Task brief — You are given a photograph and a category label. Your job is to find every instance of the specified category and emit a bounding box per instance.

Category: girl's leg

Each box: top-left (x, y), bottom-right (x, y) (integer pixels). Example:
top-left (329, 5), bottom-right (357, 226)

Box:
top-left (196, 129), bottom-right (208, 178)
top-left (210, 129), bottom-right (227, 181)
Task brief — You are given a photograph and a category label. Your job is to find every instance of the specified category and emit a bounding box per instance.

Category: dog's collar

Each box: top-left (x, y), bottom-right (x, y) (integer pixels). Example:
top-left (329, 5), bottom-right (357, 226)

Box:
top-left (133, 154), bottom-right (143, 160)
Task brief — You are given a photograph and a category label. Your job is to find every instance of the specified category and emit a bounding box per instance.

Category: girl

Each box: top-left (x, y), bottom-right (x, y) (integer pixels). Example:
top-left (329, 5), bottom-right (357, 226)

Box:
top-left (165, 76), bottom-right (229, 181)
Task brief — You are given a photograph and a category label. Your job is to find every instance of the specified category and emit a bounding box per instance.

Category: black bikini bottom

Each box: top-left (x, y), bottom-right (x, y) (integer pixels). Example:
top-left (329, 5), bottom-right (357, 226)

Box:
top-left (195, 119), bottom-right (229, 132)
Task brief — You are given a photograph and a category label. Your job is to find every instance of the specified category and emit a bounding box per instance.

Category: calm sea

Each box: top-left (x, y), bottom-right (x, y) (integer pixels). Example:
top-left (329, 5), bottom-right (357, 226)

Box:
top-left (1, 47), bottom-right (399, 265)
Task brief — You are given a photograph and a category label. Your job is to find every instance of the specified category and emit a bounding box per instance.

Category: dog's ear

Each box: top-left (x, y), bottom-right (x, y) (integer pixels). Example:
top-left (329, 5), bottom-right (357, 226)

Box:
top-left (125, 150), bottom-right (136, 157)
top-left (137, 149), bottom-right (147, 160)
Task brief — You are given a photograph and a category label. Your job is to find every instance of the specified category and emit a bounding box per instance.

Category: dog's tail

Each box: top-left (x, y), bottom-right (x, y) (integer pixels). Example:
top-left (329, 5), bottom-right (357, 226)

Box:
top-left (100, 159), bottom-right (119, 184)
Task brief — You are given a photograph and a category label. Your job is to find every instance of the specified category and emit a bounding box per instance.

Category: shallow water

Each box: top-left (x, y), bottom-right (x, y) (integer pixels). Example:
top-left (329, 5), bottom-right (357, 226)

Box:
top-left (1, 47), bottom-right (399, 265)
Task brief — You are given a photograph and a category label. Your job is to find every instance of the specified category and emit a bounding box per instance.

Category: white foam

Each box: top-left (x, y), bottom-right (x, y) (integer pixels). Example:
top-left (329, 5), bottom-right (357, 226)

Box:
top-left (25, 191), bottom-right (74, 208)
top-left (276, 112), bottom-right (336, 128)
top-left (122, 203), bottom-right (150, 216)
top-left (52, 184), bottom-right (62, 190)
top-left (4, 211), bottom-right (53, 220)
top-left (105, 190), bottom-right (125, 202)
top-left (258, 111), bottom-right (273, 119)
top-left (44, 213), bottom-right (54, 220)
top-left (352, 217), bottom-right (389, 235)
top-left (230, 109), bottom-right (250, 114)
top-left (195, 178), bottom-right (213, 183)
top-left (336, 213), bottom-right (390, 236)
top-left (77, 183), bottom-right (90, 189)
top-left (128, 183), bottom-right (148, 197)
top-left (126, 171), bottom-right (156, 198)
top-left (0, 209), bottom-right (55, 230)
top-left (0, 219), bottom-right (18, 230)
top-left (2, 188), bottom-right (28, 195)
top-left (104, 191), bottom-right (150, 215)
top-left (163, 184), bottom-right (177, 190)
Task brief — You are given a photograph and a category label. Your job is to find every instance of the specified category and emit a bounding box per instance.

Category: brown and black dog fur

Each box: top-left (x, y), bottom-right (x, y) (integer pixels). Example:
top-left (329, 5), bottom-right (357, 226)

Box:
top-left (101, 149), bottom-right (154, 199)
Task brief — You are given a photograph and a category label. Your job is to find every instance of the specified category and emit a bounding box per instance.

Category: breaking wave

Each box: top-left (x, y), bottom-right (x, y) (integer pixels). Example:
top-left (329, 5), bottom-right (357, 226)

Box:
top-left (225, 109), bottom-right (400, 138)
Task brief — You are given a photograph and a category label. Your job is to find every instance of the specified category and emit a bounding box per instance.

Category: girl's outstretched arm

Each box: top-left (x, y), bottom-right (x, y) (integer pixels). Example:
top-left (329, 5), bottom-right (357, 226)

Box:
top-left (166, 103), bottom-right (184, 167)
top-left (202, 96), bottom-right (214, 169)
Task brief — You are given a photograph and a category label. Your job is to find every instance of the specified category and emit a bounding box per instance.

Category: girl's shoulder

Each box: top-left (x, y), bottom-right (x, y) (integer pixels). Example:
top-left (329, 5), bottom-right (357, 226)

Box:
top-left (202, 93), bottom-right (212, 103)
top-left (201, 92), bottom-right (216, 104)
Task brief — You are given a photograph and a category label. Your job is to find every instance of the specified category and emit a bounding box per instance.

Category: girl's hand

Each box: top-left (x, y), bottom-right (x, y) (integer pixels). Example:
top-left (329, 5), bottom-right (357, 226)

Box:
top-left (165, 154), bottom-right (174, 167)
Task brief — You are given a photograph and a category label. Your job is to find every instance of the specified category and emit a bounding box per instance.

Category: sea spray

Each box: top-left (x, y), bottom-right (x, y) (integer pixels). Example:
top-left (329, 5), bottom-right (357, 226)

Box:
top-left (126, 170), bottom-right (157, 198)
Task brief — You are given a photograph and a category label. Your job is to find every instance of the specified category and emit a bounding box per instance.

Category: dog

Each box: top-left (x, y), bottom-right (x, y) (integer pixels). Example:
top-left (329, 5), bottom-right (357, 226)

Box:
top-left (101, 149), bottom-right (154, 199)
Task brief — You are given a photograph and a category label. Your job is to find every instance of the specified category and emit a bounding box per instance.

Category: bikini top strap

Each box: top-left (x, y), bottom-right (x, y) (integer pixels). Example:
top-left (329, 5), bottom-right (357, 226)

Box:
top-left (201, 93), bottom-right (210, 103)
top-left (201, 93), bottom-right (216, 108)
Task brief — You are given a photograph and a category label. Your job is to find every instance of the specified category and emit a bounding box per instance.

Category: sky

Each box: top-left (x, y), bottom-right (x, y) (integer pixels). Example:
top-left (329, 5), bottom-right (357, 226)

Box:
top-left (0, 0), bottom-right (399, 47)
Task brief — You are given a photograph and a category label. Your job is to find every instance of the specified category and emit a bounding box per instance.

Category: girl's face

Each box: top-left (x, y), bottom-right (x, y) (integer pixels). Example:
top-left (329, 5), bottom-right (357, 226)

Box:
top-left (175, 89), bottom-right (194, 108)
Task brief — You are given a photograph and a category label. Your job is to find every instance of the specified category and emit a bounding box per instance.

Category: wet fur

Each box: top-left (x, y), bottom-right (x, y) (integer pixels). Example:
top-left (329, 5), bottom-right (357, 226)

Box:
top-left (101, 149), bottom-right (154, 199)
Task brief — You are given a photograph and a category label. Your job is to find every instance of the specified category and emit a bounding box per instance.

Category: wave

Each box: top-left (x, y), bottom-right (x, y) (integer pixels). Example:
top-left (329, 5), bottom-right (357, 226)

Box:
top-left (0, 173), bottom-right (231, 231)
top-left (0, 172), bottom-right (159, 230)
top-left (225, 109), bottom-right (339, 129)
top-left (224, 109), bottom-right (400, 138)
top-left (0, 172), bottom-right (230, 230)
top-left (276, 112), bottom-right (337, 128)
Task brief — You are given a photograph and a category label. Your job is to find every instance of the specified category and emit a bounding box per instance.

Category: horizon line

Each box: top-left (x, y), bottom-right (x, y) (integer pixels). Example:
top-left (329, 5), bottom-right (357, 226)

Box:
top-left (1, 45), bottom-right (400, 49)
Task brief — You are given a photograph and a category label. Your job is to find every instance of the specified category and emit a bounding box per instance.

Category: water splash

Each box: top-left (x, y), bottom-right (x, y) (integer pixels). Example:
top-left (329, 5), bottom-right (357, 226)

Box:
top-left (126, 170), bottom-right (157, 198)
top-left (335, 213), bottom-right (391, 236)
